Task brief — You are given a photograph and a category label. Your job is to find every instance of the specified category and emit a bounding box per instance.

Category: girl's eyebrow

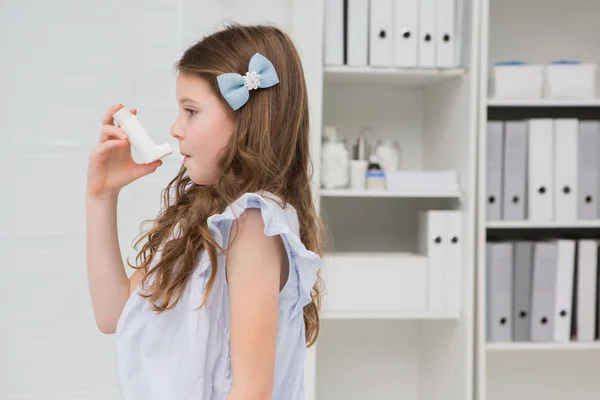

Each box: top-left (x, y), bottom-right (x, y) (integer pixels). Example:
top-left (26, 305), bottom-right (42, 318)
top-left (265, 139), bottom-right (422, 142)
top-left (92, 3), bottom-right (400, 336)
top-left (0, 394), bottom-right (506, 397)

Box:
top-left (179, 97), bottom-right (198, 104)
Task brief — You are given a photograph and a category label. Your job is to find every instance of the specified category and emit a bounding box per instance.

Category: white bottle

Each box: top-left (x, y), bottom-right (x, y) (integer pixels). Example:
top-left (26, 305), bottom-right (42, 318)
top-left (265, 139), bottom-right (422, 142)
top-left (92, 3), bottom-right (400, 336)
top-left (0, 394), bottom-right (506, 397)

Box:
top-left (320, 126), bottom-right (350, 189)
top-left (112, 107), bottom-right (173, 164)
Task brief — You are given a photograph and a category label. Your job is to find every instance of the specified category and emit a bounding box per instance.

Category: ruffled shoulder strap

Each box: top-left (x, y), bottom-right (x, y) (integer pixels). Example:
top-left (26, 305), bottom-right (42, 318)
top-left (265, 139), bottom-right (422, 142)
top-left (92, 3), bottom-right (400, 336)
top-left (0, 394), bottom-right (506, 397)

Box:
top-left (206, 191), bottom-right (322, 322)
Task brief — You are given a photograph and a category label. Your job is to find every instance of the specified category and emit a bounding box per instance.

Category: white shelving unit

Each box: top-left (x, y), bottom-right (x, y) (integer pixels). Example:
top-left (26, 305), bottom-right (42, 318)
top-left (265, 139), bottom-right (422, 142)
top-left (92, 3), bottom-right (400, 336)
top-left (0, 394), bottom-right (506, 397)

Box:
top-left (299, 1), bottom-right (480, 399)
top-left (476, 1), bottom-right (600, 400)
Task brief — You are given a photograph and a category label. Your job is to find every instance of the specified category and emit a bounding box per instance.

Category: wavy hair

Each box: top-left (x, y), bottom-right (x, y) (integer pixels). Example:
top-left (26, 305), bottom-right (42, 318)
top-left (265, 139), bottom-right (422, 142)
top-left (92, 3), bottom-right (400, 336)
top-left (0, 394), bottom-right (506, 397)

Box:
top-left (128, 23), bottom-right (326, 347)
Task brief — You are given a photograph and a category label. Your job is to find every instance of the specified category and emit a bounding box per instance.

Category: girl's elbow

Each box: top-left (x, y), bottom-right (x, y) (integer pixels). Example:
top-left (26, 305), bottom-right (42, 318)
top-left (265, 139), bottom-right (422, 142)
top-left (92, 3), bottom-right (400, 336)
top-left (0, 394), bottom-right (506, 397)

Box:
top-left (95, 318), bottom-right (117, 334)
top-left (228, 385), bottom-right (273, 400)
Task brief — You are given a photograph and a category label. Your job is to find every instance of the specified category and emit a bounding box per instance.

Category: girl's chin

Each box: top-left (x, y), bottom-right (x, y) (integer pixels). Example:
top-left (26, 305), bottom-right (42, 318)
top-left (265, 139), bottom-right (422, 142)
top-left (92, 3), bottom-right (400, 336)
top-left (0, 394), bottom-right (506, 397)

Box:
top-left (185, 168), bottom-right (215, 187)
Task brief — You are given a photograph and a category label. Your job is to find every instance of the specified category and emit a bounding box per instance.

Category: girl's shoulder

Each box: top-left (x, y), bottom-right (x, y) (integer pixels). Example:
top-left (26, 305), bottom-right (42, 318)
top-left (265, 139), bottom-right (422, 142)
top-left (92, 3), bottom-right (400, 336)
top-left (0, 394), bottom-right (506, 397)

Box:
top-left (209, 191), bottom-right (299, 233)
top-left (207, 191), bottom-right (303, 257)
top-left (208, 191), bottom-right (322, 319)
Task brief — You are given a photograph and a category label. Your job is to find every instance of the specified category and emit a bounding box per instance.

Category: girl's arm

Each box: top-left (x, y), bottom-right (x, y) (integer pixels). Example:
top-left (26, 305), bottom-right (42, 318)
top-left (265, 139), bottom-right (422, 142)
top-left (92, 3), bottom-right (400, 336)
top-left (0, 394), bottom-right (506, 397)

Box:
top-left (85, 194), bottom-right (138, 334)
top-left (225, 208), bottom-right (289, 400)
top-left (86, 104), bottom-right (158, 334)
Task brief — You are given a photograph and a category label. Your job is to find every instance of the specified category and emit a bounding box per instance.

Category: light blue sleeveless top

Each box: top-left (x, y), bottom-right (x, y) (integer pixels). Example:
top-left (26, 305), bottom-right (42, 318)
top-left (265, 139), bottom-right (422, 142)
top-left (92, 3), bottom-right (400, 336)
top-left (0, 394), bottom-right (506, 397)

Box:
top-left (114, 192), bottom-right (322, 400)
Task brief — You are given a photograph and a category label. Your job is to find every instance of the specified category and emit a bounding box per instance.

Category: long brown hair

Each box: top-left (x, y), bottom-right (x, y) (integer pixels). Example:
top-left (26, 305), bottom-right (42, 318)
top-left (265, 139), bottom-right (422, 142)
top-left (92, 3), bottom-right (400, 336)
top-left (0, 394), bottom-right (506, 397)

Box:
top-left (129, 23), bottom-right (325, 347)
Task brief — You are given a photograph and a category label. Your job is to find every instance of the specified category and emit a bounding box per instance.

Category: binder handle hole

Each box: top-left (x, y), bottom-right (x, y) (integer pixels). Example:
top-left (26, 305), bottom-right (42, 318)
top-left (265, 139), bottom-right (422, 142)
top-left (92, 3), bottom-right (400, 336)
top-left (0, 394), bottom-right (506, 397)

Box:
top-left (451, 236), bottom-right (459, 244)
top-left (563, 186), bottom-right (571, 194)
top-left (559, 310), bottom-right (567, 317)
top-left (434, 236), bottom-right (442, 244)
top-left (511, 195), bottom-right (519, 203)
top-left (379, 30), bottom-right (387, 39)
top-left (424, 34), bottom-right (432, 42)
top-left (488, 196), bottom-right (495, 204)
top-left (538, 186), bottom-right (546, 194)
top-left (519, 310), bottom-right (527, 318)
top-left (499, 317), bottom-right (507, 325)
top-left (402, 30), bottom-right (411, 39)
top-left (443, 34), bottom-right (451, 42)
top-left (541, 316), bottom-right (548, 324)
top-left (585, 195), bottom-right (593, 203)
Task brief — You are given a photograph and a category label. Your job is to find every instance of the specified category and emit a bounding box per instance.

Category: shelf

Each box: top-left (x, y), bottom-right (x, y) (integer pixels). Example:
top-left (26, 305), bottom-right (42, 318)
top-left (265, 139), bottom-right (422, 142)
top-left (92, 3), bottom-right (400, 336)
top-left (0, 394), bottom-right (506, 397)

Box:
top-left (320, 252), bottom-right (430, 317)
top-left (487, 220), bottom-right (600, 229)
top-left (487, 342), bottom-right (600, 352)
top-left (320, 188), bottom-right (461, 199)
top-left (487, 98), bottom-right (600, 107)
top-left (321, 311), bottom-right (458, 320)
top-left (479, 0), bottom-right (600, 398)
top-left (323, 66), bottom-right (466, 87)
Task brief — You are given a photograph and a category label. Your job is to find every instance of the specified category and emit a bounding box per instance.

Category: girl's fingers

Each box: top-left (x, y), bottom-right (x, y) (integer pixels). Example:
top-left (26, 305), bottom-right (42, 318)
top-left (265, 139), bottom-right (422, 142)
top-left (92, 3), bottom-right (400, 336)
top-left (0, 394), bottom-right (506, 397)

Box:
top-left (100, 124), bottom-right (128, 143)
top-left (95, 138), bottom-right (128, 156)
top-left (102, 104), bottom-right (124, 126)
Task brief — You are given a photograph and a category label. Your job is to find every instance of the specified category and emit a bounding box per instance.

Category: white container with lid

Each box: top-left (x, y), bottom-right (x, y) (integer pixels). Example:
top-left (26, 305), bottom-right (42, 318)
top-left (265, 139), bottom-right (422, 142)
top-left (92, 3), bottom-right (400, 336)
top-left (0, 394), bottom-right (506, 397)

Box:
top-left (321, 125), bottom-right (350, 189)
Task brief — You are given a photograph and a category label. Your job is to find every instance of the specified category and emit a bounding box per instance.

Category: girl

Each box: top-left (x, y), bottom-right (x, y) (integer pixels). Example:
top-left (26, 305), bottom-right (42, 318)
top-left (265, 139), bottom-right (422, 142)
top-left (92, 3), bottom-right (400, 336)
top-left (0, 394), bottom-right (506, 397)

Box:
top-left (85, 23), bottom-right (325, 400)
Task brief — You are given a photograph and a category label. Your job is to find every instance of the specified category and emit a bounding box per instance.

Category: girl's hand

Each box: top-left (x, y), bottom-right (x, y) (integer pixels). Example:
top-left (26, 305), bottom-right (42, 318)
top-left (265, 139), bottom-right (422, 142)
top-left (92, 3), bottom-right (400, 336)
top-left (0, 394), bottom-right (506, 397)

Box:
top-left (86, 104), bottom-right (162, 199)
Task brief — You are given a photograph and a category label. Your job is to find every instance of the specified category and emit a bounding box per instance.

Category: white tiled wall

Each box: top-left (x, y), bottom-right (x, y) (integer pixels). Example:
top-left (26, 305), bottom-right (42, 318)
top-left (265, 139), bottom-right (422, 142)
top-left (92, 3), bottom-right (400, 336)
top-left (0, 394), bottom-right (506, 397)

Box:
top-left (2, 1), bottom-right (296, 398)
top-left (2, 1), bottom-right (182, 398)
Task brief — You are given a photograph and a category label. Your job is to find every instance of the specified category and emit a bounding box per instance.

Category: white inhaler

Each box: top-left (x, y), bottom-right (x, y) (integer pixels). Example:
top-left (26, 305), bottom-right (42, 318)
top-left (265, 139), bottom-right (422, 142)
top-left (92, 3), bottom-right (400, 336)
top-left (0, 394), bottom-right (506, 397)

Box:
top-left (112, 107), bottom-right (173, 164)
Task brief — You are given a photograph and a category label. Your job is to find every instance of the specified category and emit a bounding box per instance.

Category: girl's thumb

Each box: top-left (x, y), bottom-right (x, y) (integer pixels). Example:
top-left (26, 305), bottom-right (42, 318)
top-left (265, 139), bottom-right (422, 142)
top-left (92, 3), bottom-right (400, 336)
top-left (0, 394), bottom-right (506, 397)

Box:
top-left (132, 159), bottom-right (163, 180)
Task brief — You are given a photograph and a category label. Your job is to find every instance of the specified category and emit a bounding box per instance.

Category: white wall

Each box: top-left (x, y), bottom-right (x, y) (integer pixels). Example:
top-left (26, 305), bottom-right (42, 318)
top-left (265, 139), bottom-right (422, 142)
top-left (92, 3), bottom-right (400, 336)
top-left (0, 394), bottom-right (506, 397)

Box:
top-left (1, 1), bottom-right (300, 398)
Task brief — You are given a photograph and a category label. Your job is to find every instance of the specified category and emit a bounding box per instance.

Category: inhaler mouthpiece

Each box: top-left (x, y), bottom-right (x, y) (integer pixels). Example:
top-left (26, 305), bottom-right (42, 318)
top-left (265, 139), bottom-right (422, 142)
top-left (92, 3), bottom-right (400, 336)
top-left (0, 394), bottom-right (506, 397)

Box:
top-left (112, 107), bottom-right (173, 164)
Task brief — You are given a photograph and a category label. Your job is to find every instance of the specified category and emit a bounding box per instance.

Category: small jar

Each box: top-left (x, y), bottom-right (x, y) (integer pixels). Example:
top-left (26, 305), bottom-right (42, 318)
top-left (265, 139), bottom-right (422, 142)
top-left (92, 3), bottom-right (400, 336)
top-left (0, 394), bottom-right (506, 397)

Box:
top-left (321, 126), bottom-right (350, 189)
top-left (374, 139), bottom-right (401, 173)
top-left (366, 154), bottom-right (386, 190)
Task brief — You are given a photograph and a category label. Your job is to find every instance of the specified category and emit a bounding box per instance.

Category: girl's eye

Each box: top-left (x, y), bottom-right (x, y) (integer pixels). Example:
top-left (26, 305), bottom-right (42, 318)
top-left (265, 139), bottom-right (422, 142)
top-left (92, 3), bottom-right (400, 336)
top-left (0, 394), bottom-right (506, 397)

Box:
top-left (185, 108), bottom-right (197, 117)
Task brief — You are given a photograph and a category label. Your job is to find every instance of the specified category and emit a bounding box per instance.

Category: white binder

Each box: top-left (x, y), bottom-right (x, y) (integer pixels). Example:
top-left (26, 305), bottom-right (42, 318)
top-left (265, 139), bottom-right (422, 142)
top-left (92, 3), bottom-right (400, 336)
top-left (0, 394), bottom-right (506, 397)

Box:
top-left (393, 0), bottom-right (418, 67)
top-left (435, 0), bottom-right (456, 67)
top-left (577, 121), bottom-right (599, 219)
top-left (553, 239), bottom-right (576, 342)
top-left (502, 121), bottom-right (528, 220)
top-left (486, 241), bottom-right (513, 342)
top-left (418, 211), bottom-right (447, 313)
top-left (324, 0), bottom-right (344, 66)
top-left (554, 119), bottom-right (579, 222)
top-left (444, 210), bottom-right (463, 317)
top-left (486, 121), bottom-right (504, 221)
top-left (513, 241), bottom-right (534, 341)
top-left (369, 0), bottom-right (394, 67)
top-left (576, 239), bottom-right (598, 342)
top-left (347, 0), bottom-right (369, 67)
top-left (417, 0), bottom-right (436, 67)
top-left (528, 119), bottom-right (555, 221)
top-left (530, 240), bottom-right (558, 342)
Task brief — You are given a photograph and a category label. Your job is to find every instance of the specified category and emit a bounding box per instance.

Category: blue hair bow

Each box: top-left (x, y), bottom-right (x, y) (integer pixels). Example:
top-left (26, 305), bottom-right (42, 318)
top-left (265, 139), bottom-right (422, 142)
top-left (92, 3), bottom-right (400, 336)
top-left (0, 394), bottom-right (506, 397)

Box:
top-left (216, 52), bottom-right (279, 111)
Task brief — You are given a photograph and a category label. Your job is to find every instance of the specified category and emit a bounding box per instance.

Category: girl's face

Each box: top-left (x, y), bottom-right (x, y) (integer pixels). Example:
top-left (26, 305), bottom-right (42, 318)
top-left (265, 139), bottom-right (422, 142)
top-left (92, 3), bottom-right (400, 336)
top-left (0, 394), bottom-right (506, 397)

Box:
top-left (170, 72), bottom-right (236, 185)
